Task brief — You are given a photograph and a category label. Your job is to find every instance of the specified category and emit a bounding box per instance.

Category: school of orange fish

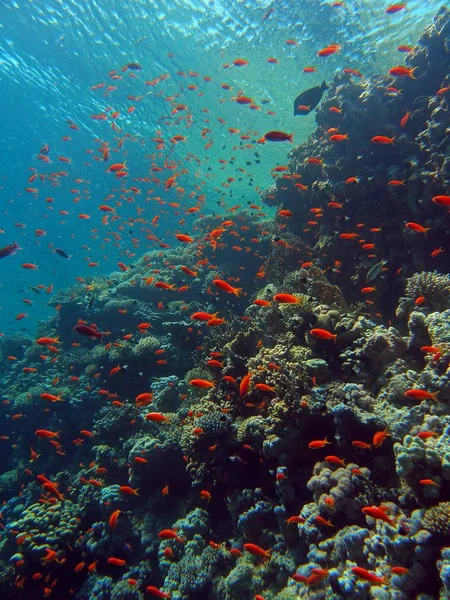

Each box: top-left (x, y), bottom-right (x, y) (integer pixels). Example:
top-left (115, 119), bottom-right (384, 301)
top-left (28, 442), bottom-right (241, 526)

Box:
top-left (0, 1), bottom-right (450, 598)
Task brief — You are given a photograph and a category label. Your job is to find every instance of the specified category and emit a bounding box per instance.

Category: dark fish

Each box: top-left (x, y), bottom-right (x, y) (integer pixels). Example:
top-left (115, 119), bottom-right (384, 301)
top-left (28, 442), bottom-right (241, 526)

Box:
top-left (73, 325), bottom-right (103, 339)
top-left (53, 248), bottom-right (70, 259)
top-left (262, 6), bottom-right (274, 20)
top-left (126, 62), bottom-right (142, 70)
top-left (30, 286), bottom-right (41, 294)
top-left (0, 242), bottom-right (19, 259)
top-left (294, 81), bottom-right (328, 115)
top-left (366, 259), bottom-right (387, 282)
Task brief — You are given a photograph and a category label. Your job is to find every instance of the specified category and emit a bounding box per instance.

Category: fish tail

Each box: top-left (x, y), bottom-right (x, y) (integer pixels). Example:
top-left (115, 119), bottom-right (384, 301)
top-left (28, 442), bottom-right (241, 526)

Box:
top-left (234, 287), bottom-right (243, 297)
top-left (431, 391), bottom-right (439, 401)
top-left (410, 67), bottom-right (418, 79)
top-left (288, 134), bottom-right (294, 143)
top-left (332, 334), bottom-right (337, 343)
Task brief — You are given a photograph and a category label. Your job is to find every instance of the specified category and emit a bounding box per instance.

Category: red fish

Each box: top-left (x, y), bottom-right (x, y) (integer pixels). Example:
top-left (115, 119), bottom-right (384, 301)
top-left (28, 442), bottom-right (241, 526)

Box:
top-left (404, 389), bottom-right (438, 401)
top-left (243, 543), bottom-right (271, 560)
top-left (351, 566), bottom-right (387, 584)
top-left (317, 44), bottom-right (341, 57)
top-left (109, 509), bottom-right (122, 529)
top-left (308, 437), bottom-right (331, 449)
top-left (386, 3), bottom-right (406, 14)
top-left (372, 135), bottom-right (395, 144)
top-left (0, 242), bottom-right (20, 259)
top-left (175, 234), bottom-right (194, 243)
top-left (190, 378), bottom-right (215, 389)
top-left (310, 328), bottom-right (337, 342)
top-left (273, 293), bottom-right (302, 304)
top-left (119, 486), bottom-right (139, 496)
top-left (35, 429), bottom-right (59, 439)
top-left (146, 587), bottom-right (171, 599)
top-left (405, 222), bottom-right (430, 234)
top-left (373, 428), bottom-right (390, 448)
top-left (432, 195), bottom-right (450, 207)
top-left (419, 478), bottom-right (438, 486)
top-left (239, 373), bottom-right (252, 397)
top-left (158, 529), bottom-right (184, 543)
top-left (389, 66), bottom-right (417, 78)
top-left (362, 505), bottom-right (394, 525)
top-left (213, 279), bottom-right (242, 296)
top-left (264, 131), bottom-right (293, 142)
top-left (107, 557), bottom-right (126, 566)
top-left (145, 412), bottom-right (169, 423)
top-left (73, 325), bottom-right (103, 339)
top-left (191, 311), bottom-right (219, 321)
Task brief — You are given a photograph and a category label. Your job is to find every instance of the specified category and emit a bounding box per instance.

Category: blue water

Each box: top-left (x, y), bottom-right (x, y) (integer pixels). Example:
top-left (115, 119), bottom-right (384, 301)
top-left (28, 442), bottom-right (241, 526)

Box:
top-left (0, 0), bottom-right (445, 333)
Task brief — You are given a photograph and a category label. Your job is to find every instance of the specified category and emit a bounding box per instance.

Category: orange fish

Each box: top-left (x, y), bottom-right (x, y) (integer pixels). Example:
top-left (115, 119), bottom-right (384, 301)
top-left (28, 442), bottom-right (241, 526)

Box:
top-left (158, 529), bottom-right (184, 543)
top-left (389, 66), bottom-right (417, 78)
top-left (432, 195), bottom-right (450, 207)
top-left (175, 233), bottom-right (194, 243)
top-left (362, 505), bottom-right (394, 525)
top-left (420, 478), bottom-right (439, 486)
top-left (351, 566), bottom-right (386, 585)
top-left (253, 299), bottom-right (271, 307)
top-left (240, 373), bottom-right (251, 397)
top-left (243, 543), bottom-right (271, 560)
top-left (405, 222), bottom-right (430, 234)
top-left (189, 378), bottom-right (215, 389)
top-left (40, 393), bottom-right (63, 403)
top-left (308, 437), bottom-right (331, 449)
top-left (107, 557), bottom-right (127, 567)
top-left (254, 383), bottom-right (275, 393)
top-left (372, 135), bottom-right (395, 144)
top-left (310, 328), bottom-right (337, 342)
top-left (352, 441), bottom-right (372, 450)
top-left (404, 389), bottom-right (438, 401)
top-left (35, 429), bottom-right (59, 439)
top-left (325, 455), bottom-right (346, 466)
top-left (317, 44), bottom-right (341, 57)
top-left (109, 509), bottom-right (123, 529)
top-left (372, 428), bottom-right (390, 448)
top-left (212, 279), bottom-right (242, 296)
top-left (315, 516), bottom-right (334, 527)
top-left (119, 485), bottom-right (139, 496)
top-left (145, 412), bottom-right (169, 423)
top-left (400, 111), bottom-right (411, 128)
top-left (273, 293), bottom-right (302, 304)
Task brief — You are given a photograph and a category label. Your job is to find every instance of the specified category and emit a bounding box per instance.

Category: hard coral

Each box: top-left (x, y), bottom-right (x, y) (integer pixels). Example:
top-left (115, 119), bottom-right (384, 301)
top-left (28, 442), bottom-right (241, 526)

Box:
top-left (422, 502), bottom-right (450, 537)
top-left (397, 271), bottom-right (450, 319)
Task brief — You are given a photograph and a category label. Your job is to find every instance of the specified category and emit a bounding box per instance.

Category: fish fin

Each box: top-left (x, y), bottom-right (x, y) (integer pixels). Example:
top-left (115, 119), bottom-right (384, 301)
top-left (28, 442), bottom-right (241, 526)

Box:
top-left (321, 80), bottom-right (328, 91)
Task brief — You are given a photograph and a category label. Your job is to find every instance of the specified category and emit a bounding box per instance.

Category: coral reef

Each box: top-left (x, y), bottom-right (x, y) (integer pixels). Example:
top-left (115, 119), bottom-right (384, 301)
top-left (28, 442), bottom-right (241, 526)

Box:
top-left (0, 6), bottom-right (449, 600)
